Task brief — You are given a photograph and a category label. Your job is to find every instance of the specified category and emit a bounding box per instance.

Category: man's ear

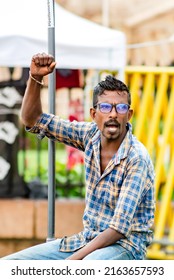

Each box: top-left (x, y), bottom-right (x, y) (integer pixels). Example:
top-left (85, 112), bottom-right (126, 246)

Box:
top-left (90, 107), bottom-right (96, 120)
top-left (128, 109), bottom-right (133, 121)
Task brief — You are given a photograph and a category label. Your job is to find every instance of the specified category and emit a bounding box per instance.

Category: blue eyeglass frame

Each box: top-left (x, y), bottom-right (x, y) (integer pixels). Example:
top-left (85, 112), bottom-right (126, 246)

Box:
top-left (94, 103), bottom-right (130, 114)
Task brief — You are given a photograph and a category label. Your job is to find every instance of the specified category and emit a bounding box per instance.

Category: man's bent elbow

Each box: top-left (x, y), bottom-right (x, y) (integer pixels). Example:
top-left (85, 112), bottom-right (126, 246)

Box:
top-left (20, 110), bottom-right (40, 128)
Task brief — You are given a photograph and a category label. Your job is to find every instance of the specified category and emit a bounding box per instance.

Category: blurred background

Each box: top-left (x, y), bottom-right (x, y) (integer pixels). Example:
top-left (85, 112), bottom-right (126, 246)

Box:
top-left (0, 0), bottom-right (174, 259)
top-left (56, 0), bottom-right (174, 66)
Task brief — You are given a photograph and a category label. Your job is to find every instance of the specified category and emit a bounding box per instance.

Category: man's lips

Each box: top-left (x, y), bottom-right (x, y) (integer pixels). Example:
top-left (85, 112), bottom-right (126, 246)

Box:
top-left (104, 121), bottom-right (120, 134)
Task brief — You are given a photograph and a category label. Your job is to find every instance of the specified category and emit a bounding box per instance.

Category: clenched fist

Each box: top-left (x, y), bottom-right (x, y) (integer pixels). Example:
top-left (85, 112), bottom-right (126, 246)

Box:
top-left (30, 52), bottom-right (56, 77)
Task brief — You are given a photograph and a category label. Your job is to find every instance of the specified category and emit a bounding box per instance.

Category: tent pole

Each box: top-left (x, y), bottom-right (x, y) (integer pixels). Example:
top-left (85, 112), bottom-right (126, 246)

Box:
top-left (46, 0), bottom-right (56, 242)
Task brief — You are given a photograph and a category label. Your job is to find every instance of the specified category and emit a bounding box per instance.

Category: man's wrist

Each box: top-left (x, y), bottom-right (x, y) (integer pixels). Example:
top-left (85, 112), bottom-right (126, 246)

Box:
top-left (29, 71), bottom-right (44, 86)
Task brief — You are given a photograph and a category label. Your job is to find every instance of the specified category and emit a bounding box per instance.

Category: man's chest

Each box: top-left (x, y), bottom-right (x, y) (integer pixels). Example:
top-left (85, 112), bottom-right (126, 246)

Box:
top-left (100, 149), bottom-right (115, 174)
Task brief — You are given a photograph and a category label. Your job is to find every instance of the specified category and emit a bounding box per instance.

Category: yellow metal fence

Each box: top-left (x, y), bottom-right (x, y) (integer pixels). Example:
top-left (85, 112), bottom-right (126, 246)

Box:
top-left (125, 66), bottom-right (174, 259)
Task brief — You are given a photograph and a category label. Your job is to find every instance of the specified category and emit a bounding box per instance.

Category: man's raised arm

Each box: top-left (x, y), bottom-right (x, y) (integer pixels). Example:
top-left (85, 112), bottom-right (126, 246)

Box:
top-left (20, 53), bottom-right (56, 128)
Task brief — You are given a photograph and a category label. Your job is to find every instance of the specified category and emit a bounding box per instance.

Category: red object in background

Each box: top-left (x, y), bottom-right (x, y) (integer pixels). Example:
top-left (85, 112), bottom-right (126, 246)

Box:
top-left (69, 99), bottom-right (84, 122)
top-left (56, 69), bottom-right (81, 89)
top-left (66, 146), bottom-right (84, 170)
top-left (56, 69), bottom-right (84, 169)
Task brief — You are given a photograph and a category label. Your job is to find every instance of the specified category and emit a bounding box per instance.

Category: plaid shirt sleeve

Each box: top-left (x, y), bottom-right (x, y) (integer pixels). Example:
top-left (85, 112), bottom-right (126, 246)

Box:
top-left (27, 113), bottom-right (94, 151)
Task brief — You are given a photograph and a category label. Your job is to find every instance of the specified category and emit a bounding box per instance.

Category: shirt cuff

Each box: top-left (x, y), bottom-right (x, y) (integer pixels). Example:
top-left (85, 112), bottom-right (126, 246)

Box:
top-left (26, 113), bottom-right (54, 139)
top-left (109, 213), bottom-right (131, 237)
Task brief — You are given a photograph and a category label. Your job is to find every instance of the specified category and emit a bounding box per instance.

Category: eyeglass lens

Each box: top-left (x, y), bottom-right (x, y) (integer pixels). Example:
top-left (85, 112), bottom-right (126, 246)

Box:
top-left (99, 103), bottom-right (129, 114)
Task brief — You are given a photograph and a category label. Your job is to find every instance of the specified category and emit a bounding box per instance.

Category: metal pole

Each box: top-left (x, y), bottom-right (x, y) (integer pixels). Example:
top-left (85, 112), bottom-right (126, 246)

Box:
top-left (47, 0), bottom-right (56, 242)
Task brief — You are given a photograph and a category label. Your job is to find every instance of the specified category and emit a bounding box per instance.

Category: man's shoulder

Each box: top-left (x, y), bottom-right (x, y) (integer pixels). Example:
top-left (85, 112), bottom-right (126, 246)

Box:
top-left (83, 121), bottom-right (98, 139)
top-left (130, 135), bottom-right (153, 164)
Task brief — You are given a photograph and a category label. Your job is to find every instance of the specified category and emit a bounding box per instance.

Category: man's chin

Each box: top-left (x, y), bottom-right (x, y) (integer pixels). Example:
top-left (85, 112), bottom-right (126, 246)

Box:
top-left (103, 132), bottom-right (119, 141)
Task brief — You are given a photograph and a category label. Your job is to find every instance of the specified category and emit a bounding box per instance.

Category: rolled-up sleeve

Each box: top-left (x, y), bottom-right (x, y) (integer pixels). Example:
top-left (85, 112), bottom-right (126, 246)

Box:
top-left (26, 113), bottom-right (55, 139)
top-left (26, 113), bottom-right (94, 151)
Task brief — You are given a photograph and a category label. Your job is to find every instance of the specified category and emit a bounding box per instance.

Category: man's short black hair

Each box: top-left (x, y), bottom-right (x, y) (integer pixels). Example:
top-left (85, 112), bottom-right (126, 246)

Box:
top-left (93, 75), bottom-right (131, 107)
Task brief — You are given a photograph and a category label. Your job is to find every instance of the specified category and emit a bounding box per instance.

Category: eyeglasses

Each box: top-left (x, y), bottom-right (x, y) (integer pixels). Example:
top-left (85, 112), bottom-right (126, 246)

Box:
top-left (94, 103), bottom-right (130, 114)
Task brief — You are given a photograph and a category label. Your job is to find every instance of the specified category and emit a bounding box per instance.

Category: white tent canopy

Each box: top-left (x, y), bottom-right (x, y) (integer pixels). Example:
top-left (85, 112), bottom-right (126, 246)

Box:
top-left (0, 0), bottom-right (126, 70)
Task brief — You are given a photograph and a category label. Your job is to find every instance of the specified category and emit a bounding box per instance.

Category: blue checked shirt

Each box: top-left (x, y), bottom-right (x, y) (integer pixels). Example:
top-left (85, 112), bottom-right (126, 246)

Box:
top-left (28, 113), bottom-right (155, 259)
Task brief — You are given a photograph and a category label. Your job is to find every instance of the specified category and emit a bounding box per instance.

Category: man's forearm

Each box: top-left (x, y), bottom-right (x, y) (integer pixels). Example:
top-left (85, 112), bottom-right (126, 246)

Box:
top-left (20, 53), bottom-right (56, 128)
top-left (20, 77), bottom-right (43, 127)
top-left (66, 228), bottom-right (124, 260)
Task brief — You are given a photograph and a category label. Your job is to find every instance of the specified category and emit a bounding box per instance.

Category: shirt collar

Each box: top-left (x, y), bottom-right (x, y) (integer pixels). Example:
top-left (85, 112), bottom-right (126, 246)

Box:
top-left (114, 122), bottom-right (132, 165)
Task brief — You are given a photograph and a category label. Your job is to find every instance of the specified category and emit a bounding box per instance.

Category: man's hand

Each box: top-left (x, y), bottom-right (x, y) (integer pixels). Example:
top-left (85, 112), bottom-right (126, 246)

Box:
top-left (20, 52), bottom-right (56, 127)
top-left (66, 228), bottom-right (124, 260)
top-left (30, 53), bottom-right (56, 78)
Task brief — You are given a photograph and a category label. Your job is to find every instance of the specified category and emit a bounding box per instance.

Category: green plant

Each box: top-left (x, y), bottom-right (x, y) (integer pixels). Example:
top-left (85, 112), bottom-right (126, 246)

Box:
top-left (18, 149), bottom-right (85, 198)
top-left (55, 162), bottom-right (85, 197)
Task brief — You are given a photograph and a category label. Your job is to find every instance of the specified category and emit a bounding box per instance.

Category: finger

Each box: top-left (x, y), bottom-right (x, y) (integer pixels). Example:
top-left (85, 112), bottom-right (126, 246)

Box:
top-left (39, 53), bottom-right (55, 66)
top-left (31, 53), bottom-right (48, 66)
top-left (41, 52), bottom-right (51, 66)
top-left (47, 54), bottom-right (54, 65)
top-left (37, 53), bottom-right (47, 66)
top-left (47, 61), bottom-right (56, 72)
top-left (32, 53), bottom-right (41, 66)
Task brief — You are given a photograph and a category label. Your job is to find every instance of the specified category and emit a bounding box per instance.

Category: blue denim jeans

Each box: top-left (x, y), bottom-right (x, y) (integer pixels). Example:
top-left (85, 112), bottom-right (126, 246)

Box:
top-left (1, 239), bottom-right (135, 260)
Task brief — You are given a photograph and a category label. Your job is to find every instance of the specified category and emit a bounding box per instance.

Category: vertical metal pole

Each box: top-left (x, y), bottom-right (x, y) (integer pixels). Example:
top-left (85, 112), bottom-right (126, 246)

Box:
top-left (47, 0), bottom-right (56, 242)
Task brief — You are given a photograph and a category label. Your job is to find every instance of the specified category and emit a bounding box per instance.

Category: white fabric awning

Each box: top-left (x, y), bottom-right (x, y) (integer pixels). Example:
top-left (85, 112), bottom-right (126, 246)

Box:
top-left (0, 0), bottom-right (126, 70)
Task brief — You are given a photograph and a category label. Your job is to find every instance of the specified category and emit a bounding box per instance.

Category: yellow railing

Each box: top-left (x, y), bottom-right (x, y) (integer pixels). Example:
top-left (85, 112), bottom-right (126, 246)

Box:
top-left (125, 66), bottom-right (174, 259)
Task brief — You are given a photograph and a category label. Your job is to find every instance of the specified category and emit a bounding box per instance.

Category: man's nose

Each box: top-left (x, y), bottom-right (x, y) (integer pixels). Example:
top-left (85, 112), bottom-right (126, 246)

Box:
top-left (109, 106), bottom-right (118, 117)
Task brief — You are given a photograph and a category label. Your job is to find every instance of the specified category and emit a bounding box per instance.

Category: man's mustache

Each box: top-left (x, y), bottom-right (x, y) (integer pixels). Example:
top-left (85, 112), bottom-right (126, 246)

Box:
top-left (104, 120), bottom-right (120, 127)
